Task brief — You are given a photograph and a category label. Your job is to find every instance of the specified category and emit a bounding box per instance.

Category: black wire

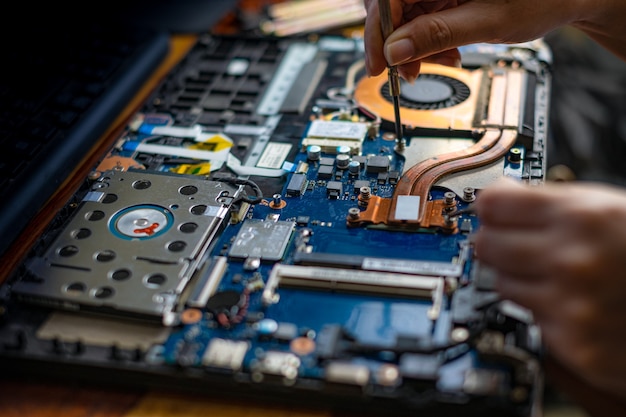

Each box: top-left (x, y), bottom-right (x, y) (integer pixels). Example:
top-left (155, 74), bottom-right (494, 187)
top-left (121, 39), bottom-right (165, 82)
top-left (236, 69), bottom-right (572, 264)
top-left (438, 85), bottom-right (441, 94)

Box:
top-left (215, 177), bottom-right (263, 205)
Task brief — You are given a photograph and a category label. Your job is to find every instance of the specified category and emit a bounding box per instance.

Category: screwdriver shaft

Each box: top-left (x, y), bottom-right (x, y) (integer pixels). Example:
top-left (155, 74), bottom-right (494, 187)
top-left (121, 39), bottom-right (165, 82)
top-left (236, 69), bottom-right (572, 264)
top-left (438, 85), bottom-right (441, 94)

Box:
top-left (377, 0), bottom-right (403, 141)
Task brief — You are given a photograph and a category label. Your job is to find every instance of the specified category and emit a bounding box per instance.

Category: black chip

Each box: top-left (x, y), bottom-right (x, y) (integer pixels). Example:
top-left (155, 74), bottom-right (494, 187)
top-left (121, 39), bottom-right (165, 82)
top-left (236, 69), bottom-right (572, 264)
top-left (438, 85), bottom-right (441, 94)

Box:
top-left (296, 215), bottom-right (310, 226)
top-left (388, 171), bottom-right (400, 184)
top-left (326, 181), bottom-right (343, 199)
top-left (366, 155), bottom-right (390, 173)
top-left (352, 155), bottom-right (367, 168)
top-left (353, 180), bottom-right (370, 193)
top-left (459, 218), bottom-right (473, 233)
top-left (318, 165), bottom-right (333, 179)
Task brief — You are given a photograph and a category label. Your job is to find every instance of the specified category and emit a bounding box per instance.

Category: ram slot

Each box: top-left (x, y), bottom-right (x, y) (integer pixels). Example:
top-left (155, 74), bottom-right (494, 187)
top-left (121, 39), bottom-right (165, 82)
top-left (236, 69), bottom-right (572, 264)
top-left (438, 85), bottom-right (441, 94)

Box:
top-left (262, 264), bottom-right (441, 306)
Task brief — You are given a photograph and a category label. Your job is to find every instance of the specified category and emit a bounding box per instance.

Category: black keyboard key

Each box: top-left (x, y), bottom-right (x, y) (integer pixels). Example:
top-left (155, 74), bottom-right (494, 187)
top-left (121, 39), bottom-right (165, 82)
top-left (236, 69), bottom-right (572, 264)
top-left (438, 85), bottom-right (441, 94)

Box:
top-left (55, 110), bottom-right (79, 127)
top-left (21, 123), bottom-right (58, 143)
top-left (70, 96), bottom-right (93, 111)
top-left (84, 82), bottom-right (105, 97)
top-left (7, 138), bottom-right (41, 159)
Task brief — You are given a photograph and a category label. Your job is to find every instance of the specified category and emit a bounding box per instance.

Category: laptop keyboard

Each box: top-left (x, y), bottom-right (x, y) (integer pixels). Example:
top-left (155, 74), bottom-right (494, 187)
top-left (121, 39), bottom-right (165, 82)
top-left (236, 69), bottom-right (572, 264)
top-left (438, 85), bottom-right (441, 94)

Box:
top-left (0, 25), bottom-right (169, 256)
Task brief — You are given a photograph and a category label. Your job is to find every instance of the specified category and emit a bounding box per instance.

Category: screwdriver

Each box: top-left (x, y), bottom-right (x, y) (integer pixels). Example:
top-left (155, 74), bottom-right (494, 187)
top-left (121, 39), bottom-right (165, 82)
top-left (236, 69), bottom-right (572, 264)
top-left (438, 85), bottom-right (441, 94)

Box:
top-left (378, 0), bottom-right (403, 142)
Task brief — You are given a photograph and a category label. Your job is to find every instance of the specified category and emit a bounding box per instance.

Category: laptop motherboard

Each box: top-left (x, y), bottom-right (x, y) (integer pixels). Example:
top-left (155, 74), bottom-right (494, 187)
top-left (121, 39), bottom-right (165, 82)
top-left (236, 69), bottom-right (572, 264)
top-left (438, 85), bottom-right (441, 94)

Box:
top-left (0, 33), bottom-right (550, 416)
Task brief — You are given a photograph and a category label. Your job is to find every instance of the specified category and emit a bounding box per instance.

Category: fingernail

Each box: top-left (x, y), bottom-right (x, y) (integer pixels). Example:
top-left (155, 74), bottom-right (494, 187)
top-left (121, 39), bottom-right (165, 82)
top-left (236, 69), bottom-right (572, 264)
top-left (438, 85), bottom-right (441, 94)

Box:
top-left (385, 38), bottom-right (414, 66)
top-left (398, 68), bottom-right (417, 84)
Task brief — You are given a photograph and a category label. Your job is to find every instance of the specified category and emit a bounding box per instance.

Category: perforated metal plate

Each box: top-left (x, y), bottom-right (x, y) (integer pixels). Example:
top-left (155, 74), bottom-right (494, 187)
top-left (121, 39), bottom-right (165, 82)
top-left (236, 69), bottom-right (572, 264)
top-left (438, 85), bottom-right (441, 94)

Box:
top-left (14, 170), bottom-right (237, 321)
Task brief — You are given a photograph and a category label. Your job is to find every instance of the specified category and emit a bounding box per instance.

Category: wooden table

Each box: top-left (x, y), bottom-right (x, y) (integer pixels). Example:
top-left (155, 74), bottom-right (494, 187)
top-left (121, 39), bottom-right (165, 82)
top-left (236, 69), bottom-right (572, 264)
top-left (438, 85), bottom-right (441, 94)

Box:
top-left (0, 376), bottom-right (336, 417)
top-left (0, 372), bottom-right (591, 417)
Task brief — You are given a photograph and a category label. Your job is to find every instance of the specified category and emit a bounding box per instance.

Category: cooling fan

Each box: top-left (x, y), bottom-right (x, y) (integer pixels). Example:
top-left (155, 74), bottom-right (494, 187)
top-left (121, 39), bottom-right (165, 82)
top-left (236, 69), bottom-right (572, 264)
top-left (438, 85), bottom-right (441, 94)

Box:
top-left (354, 63), bottom-right (484, 132)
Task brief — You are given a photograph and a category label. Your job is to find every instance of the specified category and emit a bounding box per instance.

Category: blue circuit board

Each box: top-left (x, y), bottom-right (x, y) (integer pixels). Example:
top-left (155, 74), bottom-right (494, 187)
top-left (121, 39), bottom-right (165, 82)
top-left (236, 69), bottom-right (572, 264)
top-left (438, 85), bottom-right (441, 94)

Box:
top-left (0, 34), bottom-right (551, 417)
top-left (151, 114), bottom-right (531, 406)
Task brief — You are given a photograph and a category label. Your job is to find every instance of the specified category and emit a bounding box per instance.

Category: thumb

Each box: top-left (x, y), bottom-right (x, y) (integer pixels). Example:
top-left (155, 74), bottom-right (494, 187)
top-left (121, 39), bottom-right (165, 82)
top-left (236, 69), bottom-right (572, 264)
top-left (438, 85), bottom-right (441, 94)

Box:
top-left (383, 2), bottom-right (508, 66)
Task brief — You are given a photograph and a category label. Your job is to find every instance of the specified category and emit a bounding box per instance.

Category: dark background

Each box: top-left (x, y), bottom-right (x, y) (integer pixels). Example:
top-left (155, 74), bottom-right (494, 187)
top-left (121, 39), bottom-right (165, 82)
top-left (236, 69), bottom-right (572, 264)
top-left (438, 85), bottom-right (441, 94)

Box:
top-left (545, 27), bottom-right (626, 185)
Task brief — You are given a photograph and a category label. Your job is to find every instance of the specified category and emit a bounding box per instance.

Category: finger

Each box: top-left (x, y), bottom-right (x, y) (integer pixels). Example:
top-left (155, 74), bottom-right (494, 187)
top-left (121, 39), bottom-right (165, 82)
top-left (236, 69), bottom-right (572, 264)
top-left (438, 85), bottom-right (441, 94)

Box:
top-left (398, 49), bottom-right (461, 84)
top-left (494, 271), bottom-right (552, 315)
top-left (364, 0), bottom-right (411, 76)
top-left (383, 1), bottom-right (556, 66)
top-left (474, 178), bottom-right (555, 229)
top-left (363, 0), bottom-right (386, 76)
top-left (544, 354), bottom-right (626, 417)
top-left (422, 48), bottom-right (462, 67)
top-left (397, 60), bottom-right (421, 83)
top-left (475, 227), bottom-right (551, 277)
top-left (383, 2), bottom-right (496, 66)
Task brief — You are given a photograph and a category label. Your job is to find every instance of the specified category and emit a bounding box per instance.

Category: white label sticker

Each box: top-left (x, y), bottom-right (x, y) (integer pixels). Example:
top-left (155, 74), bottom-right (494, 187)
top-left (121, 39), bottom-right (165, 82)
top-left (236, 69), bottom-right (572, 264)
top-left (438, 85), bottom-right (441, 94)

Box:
top-left (257, 142), bottom-right (292, 169)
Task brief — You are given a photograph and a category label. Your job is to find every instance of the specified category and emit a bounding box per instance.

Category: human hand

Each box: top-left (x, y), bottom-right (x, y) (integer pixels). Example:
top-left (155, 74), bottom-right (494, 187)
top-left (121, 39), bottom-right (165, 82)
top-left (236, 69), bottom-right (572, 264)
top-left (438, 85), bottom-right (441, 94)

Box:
top-left (362, 0), bottom-right (626, 82)
top-left (474, 178), bottom-right (626, 400)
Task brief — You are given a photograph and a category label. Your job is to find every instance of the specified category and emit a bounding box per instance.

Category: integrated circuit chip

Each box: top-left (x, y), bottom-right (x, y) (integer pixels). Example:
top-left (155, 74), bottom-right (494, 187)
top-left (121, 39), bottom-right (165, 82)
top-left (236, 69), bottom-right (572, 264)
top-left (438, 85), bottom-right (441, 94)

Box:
top-left (301, 120), bottom-right (368, 155)
top-left (307, 120), bottom-right (368, 140)
top-left (326, 181), bottom-right (343, 199)
top-left (229, 219), bottom-right (295, 261)
top-left (366, 155), bottom-right (390, 173)
top-left (353, 180), bottom-right (370, 193)
top-left (318, 165), bottom-right (333, 179)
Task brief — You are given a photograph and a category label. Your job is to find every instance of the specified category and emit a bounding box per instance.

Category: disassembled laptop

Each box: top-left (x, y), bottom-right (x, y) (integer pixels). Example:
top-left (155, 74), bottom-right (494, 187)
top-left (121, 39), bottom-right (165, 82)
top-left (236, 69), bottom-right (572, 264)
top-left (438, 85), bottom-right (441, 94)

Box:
top-left (0, 33), bottom-right (550, 416)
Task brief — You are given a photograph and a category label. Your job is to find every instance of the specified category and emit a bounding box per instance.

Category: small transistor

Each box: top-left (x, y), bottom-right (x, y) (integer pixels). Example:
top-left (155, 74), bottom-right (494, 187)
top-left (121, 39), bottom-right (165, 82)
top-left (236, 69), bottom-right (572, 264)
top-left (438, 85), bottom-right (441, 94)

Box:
top-left (326, 181), bottom-right (343, 199)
